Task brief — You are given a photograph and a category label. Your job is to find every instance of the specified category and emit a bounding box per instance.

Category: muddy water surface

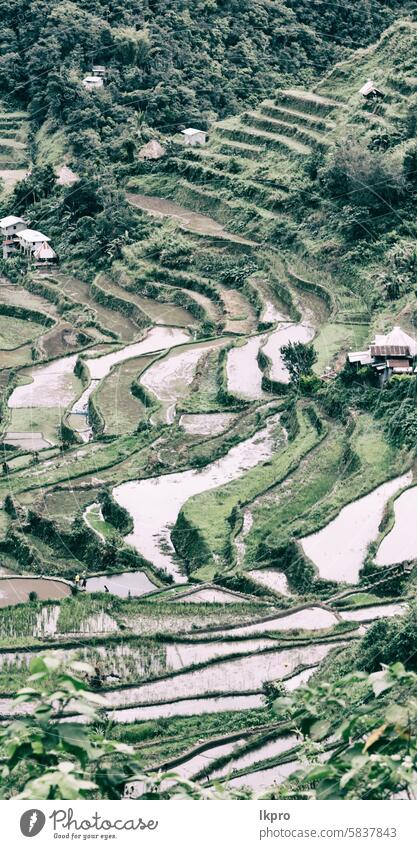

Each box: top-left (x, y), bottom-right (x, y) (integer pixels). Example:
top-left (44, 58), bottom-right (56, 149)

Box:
top-left (300, 471), bottom-right (412, 583)
top-left (0, 577), bottom-right (71, 607)
top-left (85, 571), bottom-right (157, 598)
top-left (179, 413), bottom-right (236, 436)
top-left (166, 638), bottom-right (277, 670)
top-left (248, 568), bottom-right (290, 596)
top-left (8, 355), bottom-right (81, 408)
top-left (262, 323), bottom-right (314, 383)
top-left (339, 602), bottom-right (407, 622)
top-left (375, 485), bottom-right (417, 566)
top-left (227, 336), bottom-right (268, 400)
top-left (202, 607), bottom-right (338, 638)
top-left (102, 641), bottom-right (344, 708)
top-left (140, 338), bottom-right (227, 424)
top-left (112, 693), bottom-right (264, 723)
top-left (113, 414), bottom-right (281, 580)
top-left (210, 735), bottom-right (298, 781)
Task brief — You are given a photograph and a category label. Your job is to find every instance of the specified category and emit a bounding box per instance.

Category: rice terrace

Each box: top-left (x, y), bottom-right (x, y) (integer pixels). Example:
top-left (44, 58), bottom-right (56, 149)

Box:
top-left (0, 0), bottom-right (416, 803)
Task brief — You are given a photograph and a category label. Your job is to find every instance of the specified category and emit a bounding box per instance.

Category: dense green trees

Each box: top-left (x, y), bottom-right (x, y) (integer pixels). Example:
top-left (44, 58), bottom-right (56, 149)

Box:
top-left (281, 341), bottom-right (317, 384)
top-left (0, 656), bottom-right (144, 799)
top-left (274, 662), bottom-right (417, 800)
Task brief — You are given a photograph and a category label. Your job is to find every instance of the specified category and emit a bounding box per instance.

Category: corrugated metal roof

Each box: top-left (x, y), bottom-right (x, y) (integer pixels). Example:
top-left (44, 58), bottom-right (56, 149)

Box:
top-left (370, 345), bottom-right (410, 357)
top-left (387, 358), bottom-right (412, 368)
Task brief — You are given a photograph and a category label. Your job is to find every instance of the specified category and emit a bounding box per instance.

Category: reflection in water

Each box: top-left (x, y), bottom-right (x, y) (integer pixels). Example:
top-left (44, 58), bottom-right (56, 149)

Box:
top-left (113, 415), bottom-right (281, 580)
top-left (375, 485), bottom-right (417, 565)
top-left (300, 472), bottom-right (412, 583)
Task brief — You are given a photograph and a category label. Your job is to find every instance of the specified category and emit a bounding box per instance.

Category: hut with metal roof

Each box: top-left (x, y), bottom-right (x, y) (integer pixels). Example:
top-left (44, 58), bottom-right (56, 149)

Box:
top-left (348, 327), bottom-right (417, 385)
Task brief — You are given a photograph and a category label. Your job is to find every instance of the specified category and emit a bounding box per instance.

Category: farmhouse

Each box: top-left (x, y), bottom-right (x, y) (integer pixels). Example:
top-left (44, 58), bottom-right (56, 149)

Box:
top-left (0, 215), bottom-right (27, 238)
top-left (82, 75), bottom-right (104, 90)
top-left (359, 79), bottom-right (384, 100)
top-left (0, 216), bottom-right (28, 258)
top-left (17, 228), bottom-right (51, 255)
top-left (348, 326), bottom-right (417, 384)
top-left (181, 128), bottom-right (207, 146)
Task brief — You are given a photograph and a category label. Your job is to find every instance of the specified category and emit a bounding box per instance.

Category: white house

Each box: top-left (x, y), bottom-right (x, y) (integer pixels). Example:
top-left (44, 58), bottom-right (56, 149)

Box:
top-left (18, 229), bottom-right (51, 255)
top-left (82, 76), bottom-right (104, 90)
top-left (181, 128), bottom-right (207, 146)
top-left (0, 215), bottom-right (27, 239)
top-left (0, 215), bottom-right (27, 258)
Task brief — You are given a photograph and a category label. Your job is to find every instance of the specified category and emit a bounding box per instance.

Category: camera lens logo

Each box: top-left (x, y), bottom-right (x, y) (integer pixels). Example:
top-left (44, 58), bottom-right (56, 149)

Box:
top-left (20, 810), bottom-right (46, 837)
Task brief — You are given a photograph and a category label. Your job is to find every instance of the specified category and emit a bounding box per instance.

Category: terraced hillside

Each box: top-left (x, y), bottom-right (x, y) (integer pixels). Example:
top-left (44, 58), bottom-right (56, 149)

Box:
top-left (0, 103), bottom-right (29, 195)
top-left (1, 18), bottom-right (417, 800)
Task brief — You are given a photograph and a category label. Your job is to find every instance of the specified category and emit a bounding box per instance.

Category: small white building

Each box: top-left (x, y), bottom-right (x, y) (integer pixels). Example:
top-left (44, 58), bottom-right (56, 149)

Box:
top-left (181, 128), bottom-right (207, 146)
top-left (0, 215), bottom-right (27, 239)
top-left (92, 65), bottom-right (106, 78)
top-left (82, 76), bottom-right (104, 91)
top-left (359, 79), bottom-right (384, 100)
top-left (18, 229), bottom-right (51, 255)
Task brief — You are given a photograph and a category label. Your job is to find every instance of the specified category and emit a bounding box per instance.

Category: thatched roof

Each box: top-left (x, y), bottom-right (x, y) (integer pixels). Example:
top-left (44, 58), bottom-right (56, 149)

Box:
top-left (139, 140), bottom-right (166, 160)
top-left (56, 165), bottom-right (79, 186)
top-left (34, 241), bottom-right (57, 260)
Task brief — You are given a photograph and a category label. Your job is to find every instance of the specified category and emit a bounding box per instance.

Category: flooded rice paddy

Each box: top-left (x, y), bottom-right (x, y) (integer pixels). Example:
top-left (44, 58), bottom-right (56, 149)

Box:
top-left (165, 639), bottom-right (277, 670)
top-left (113, 414), bottom-right (281, 580)
top-left (201, 607), bottom-right (339, 638)
top-left (169, 586), bottom-right (250, 603)
top-left (227, 758), bottom-right (299, 791)
top-left (140, 338), bottom-right (227, 424)
top-left (300, 471), bottom-right (412, 583)
top-left (210, 735), bottom-right (298, 781)
top-left (262, 323), bottom-right (315, 383)
top-left (338, 602), bottom-right (407, 622)
top-left (179, 413), bottom-right (236, 435)
top-left (8, 355), bottom-right (81, 409)
top-left (227, 336), bottom-right (268, 400)
top-left (111, 693), bottom-right (264, 723)
top-left (375, 485), bottom-right (417, 566)
top-left (68, 327), bottom-right (191, 433)
top-left (0, 577), bottom-right (71, 607)
top-left (85, 571), bottom-right (157, 598)
top-left (102, 642), bottom-right (344, 709)
top-left (247, 568), bottom-right (291, 596)
top-left (84, 326), bottom-right (190, 380)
